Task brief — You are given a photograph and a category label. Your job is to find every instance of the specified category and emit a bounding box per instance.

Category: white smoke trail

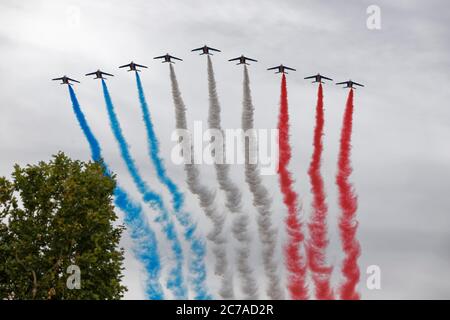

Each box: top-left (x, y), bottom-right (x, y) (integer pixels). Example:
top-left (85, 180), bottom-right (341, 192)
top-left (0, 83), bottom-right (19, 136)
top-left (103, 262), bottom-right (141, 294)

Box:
top-left (203, 59), bottom-right (259, 299)
top-left (169, 64), bottom-right (234, 299)
top-left (241, 65), bottom-right (285, 299)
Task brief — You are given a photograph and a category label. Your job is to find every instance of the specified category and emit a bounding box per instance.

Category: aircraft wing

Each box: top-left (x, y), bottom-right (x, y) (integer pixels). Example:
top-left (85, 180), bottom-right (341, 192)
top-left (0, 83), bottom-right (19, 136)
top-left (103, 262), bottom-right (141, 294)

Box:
top-left (171, 56), bottom-right (183, 61)
top-left (153, 55), bottom-right (166, 59)
top-left (85, 71), bottom-right (97, 76)
top-left (322, 75), bottom-right (333, 81)
top-left (267, 66), bottom-right (279, 71)
top-left (101, 72), bottom-right (114, 77)
top-left (353, 81), bottom-right (364, 87)
top-left (304, 75), bottom-right (316, 79)
top-left (119, 63), bottom-right (131, 68)
top-left (335, 81), bottom-right (347, 85)
top-left (246, 57), bottom-right (257, 62)
top-left (135, 63), bottom-right (147, 68)
top-left (285, 66), bottom-right (296, 71)
top-left (228, 57), bottom-right (240, 61)
top-left (52, 77), bottom-right (63, 81)
top-left (209, 47), bottom-right (221, 52)
top-left (68, 77), bottom-right (80, 83)
top-left (191, 47), bottom-right (203, 52)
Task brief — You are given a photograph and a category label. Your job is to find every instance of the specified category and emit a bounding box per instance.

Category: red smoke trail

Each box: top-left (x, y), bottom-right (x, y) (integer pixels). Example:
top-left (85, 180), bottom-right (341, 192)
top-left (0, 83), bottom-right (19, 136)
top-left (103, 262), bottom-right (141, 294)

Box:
top-left (306, 83), bottom-right (335, 300)
top-left (336, 89), bottom-right (361, 300)
top-left (277, 74), bottom-right (308, 300)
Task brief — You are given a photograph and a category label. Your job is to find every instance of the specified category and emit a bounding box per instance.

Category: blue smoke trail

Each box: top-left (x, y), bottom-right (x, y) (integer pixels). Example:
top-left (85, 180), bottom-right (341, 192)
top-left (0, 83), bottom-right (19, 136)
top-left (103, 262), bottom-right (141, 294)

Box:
top-left (68, 85), bottom-right (164, 300)
top-left (135, 72), bottom-right (183, 210)
top-left (135, 73), bottom-right (211, 300)
top-left (100, 80), bottom-right (187, 299)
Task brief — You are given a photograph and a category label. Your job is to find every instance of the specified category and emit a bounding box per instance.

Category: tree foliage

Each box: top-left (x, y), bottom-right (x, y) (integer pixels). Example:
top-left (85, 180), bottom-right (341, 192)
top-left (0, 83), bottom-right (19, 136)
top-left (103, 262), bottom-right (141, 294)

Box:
top-left (0, 152), bottom-right (126, 299)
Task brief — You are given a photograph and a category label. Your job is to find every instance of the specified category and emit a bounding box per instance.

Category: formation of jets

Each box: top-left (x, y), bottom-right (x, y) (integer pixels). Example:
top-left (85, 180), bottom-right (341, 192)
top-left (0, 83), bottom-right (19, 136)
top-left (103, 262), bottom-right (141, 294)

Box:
top-left (53, 45), bottom-right (364, 88)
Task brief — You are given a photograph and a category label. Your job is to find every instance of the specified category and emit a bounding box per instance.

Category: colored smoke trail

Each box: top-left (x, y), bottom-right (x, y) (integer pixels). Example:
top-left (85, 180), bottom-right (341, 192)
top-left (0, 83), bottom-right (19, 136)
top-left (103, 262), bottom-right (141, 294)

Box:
top-left (336, 89), bottom-right (361, 300)
top-left (134, 73), bottom-right (211, 300)
top-left (201, 55), bottom-right (234, 299)
top-left (170, 64), bottom-right (258, 299)
top-left (204, 62), bottom-right (258, 299)
top-left (100, 80), bottom-right (188, 299)
top-left (135, 72), bottom-right (184, 211)
top-left (68, 85), bottom-right (164, 300)
top-left (277, 74), bottom-right (308, 300)
top-left (241, 65), bottom-right (284, 299)
top-left (306, 83), bottom-right (334, 299)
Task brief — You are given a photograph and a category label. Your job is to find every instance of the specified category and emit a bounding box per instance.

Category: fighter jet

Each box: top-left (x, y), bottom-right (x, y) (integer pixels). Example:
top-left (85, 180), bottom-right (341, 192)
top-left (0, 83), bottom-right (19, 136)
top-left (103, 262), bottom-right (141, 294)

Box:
top-left (119, 61), bottom-right (148, 72)
top-left (191, 45), bottom-right (221, 55)
top-left (85, 69), bottom-right (114, 80)
top-left (304, 73), bottom-right (333, 83)
top-left (52, 75), bottom-right (80, 85)
top-left (153, 54), bottom-right (183, 63)
top-left (228, 55), bottom-right (257, 65)
top-left (336, 80), bottom-right (364, 89)
top-left (267, 64), bottom-right (296, 74)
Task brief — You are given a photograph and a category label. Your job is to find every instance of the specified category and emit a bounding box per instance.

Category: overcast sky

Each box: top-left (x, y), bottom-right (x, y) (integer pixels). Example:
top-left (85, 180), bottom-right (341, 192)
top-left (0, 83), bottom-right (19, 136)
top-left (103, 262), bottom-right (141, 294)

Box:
top-left (1, 0), bottom-right (449, 299)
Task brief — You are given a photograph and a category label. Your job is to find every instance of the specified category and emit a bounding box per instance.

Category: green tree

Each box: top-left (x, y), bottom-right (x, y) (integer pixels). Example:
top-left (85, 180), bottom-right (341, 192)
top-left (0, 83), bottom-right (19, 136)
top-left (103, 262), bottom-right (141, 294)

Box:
top-left (0, 152), bottom-right (126, 299)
